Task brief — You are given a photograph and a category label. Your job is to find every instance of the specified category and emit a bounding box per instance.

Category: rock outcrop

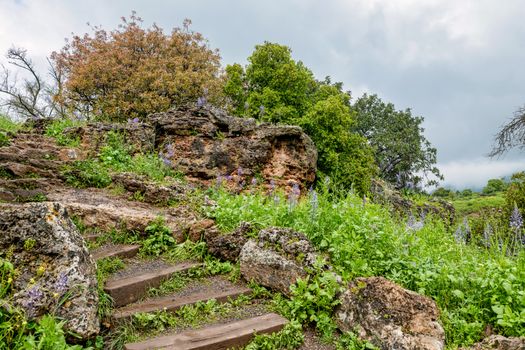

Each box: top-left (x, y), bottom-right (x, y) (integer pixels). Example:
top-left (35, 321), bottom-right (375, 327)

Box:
top-left (239, 227), bottom-right (321, 295)
top-left (206, 222), bottom-right (253, 262)
top-left (463, 336), bottom-right (525, 350)
top-left (64, 121), bottom-right (155, 157)
top-left (335, 276), bottom-right (445, 350)
top-left (370, 179), bottom-right (455, 225)
top-left (0, 202), bottom-right (99, 339)
top-left (150, 106), bottom-right (317, 189)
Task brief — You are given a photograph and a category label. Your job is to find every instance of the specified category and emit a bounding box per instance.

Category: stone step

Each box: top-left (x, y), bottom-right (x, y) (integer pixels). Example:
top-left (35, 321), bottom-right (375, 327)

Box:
top-left (92, 244), bottom-right (141, 261)
top-left (112, 286), bottom-right (252, 323)
top-left (124, 313), bottom-right (288, 350)
top-left (105, 262), bottom-right (201, 307)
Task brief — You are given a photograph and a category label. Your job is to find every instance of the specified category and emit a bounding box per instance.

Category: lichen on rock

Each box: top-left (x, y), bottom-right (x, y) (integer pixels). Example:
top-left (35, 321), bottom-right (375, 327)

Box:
top-left (0, 202), bottom-right (99, 340)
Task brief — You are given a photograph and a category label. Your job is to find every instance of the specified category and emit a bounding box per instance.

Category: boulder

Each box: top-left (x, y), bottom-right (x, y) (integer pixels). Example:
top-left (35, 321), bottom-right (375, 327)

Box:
top-left (206, 222), bottom-right (253, 262)
top-left (335, 276), bottom-right (445, 350)
top-left (239, 227), bottom-right (320, 295)
top-left (150, 105), bottom-right (317, 190)
top-left (463, 336), bottom-right (525, 350)
top-left (0, 202), bottom-right (99, 340)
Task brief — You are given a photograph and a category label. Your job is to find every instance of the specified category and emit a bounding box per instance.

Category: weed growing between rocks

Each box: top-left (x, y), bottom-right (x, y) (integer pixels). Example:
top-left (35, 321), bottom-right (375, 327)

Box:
top-left (61, 130), bottom-right (183, 189)
top-left (207, 185), bottom-right (525, 348)
top-left (0, 257), bottom-right (92, 349)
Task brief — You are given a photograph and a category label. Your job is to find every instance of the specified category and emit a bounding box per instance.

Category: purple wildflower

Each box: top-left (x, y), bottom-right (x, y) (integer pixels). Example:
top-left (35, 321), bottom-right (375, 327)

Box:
top-left (251, 177), bottom-right (257, 186)
top-left (197, 96), bottom-right (207, 107)
top-left (259, 105), bottom-right (265, 116)
top-left (23, 285), bottom-right (43, 316)
top-left (406, 213), bottom-right (424, 231)
top-left (310, 189), bottom-right (319, 218)
top-left (510, 205), bottom-right (523, 231)
top-left (226, 175), bottom-right (233, 181)
top-left (161, 156), bottom-right (172, 167)
top-left (270, 180), bottom-right (276, 191)
top-left (54, 272), bottom-right (68, 294)
top-left (164, 143), bottom-right (175, 157)
top-left (483, 224), bottom-right (492, 248)
top-left (237, 167), bottom-right (243, 177)
top-left (216, 175), bottom-right (223, 188)
top-left (288, 183), bottom-right (300, 211)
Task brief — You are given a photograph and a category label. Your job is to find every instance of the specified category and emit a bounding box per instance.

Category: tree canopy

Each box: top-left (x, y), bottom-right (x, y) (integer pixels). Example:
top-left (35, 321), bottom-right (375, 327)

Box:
top-left (351, 94), bottom-right (442, 190)
top-left (223, 42), bottom-right (377, 193)
top-left (51, 14), bottom-right (223, 121)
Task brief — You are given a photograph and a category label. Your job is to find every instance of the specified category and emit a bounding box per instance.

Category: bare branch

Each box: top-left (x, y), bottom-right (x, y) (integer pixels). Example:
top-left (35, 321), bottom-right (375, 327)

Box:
top-left (489, 106), bottom-right (525, 158)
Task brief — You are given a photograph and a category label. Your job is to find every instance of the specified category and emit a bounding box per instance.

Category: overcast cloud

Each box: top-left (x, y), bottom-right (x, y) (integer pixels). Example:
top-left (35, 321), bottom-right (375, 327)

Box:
top-left (1, 0), bottom-right (524, 189)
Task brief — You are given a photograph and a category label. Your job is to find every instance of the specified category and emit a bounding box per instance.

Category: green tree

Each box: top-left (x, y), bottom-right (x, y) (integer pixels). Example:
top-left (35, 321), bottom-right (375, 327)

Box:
top-left (505, 172), bottom-right (525, 213)
top-left (351, 93), bottom-right (442, 190)
top-left (482, 178), bottom-right (508, 195)
top-left (298, 94), bottom-right (377, 194)
top-left (224, 43), bottom-right (377, 193)
top-left (224, 41), bottom-right (315, 124)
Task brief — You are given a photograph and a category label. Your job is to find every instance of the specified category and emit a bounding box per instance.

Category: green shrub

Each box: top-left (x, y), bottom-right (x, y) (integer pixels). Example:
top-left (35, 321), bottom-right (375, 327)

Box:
top-left (207, 187), bottom-right (525, 347)
top-left (62, 160), bottom-right (112, 188)
top-left (140, 218), bottom-right (176, 256)
top-left (45, 118), bottom-right (83, 146)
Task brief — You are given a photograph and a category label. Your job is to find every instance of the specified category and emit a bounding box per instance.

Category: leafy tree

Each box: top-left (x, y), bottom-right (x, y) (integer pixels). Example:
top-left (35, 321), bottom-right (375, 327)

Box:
top-left (505, 171), bottom-right (525, 213)
top-left (51, 13), bottom-right (223, 121)
top-left (351, 94), bottom-right (442, 190)
top-left (298, 94), bottom-right (377, 194)
top-left (489, 105), bottom-right (525, 157)
top-left (224, 43), bottom-right (376, 193)
top-left (482, 178), bottom-right (508, 195)
top-left (224, 41), bottom-right (315, 124)
top-left (433, 187), bottom-right (454, 198)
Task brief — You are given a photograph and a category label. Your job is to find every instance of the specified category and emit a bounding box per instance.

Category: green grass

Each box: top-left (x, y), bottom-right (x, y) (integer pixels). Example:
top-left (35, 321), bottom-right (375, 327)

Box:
top-left (61, 131), bottom-right (183, 189)
top-left (0, 115), bottom-right (22, 147)
top-left (45, 118), bottom-right (84, 146)
top-left (451, 192), bottom-right (506, 216)
top-left (206, 186), bottom-right (525, 349)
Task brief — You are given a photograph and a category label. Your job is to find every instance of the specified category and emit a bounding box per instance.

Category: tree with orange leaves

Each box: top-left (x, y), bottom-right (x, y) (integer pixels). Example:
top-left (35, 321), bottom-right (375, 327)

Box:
top-left (51, 13), bottom-right (223, 121)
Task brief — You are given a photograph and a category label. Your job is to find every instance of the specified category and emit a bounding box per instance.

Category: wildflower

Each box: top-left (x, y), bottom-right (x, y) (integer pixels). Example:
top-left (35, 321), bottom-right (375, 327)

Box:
top-left (251, 177), bottom-right (257, 187)
top-left (23, 285), bottom-right (43, 316)
top-left (273, 195), bottom-right (280, 205)
top-left (510, 205), bottom-right (523, 232)
top-left (237, 167), bottom-right (243, 177)
top-left (197, 96), bottom-right (207, 107)
top-left (310, 189), bottom-right (319, 219)
top-left (226, 175), bottom-right (233, 182)
top-left (164, 143), bottom-right (175, 157)
top-left (216, 175), bottom-right (223, 188)
top-left (259, 105), bottom-right (265, 116)
top-left (406, 213), bottom-right (424, 231)
top-left (54, 272), bottom-right (68, 294)
top-left (288, 183), bottom-right (300, 211)
top-left (483, 224), bottom-right (492, 248)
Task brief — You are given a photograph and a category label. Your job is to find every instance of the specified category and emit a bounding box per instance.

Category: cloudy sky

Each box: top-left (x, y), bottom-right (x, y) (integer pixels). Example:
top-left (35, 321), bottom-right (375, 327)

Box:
top-left (1, 0), bottom-right (524, 189)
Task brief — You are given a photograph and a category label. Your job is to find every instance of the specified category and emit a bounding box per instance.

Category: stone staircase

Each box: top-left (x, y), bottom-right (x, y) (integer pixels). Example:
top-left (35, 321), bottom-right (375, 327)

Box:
top-left (91, 244), bottom-right (288, 350)
top-left (1, 130), bottom-right (291, 349)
